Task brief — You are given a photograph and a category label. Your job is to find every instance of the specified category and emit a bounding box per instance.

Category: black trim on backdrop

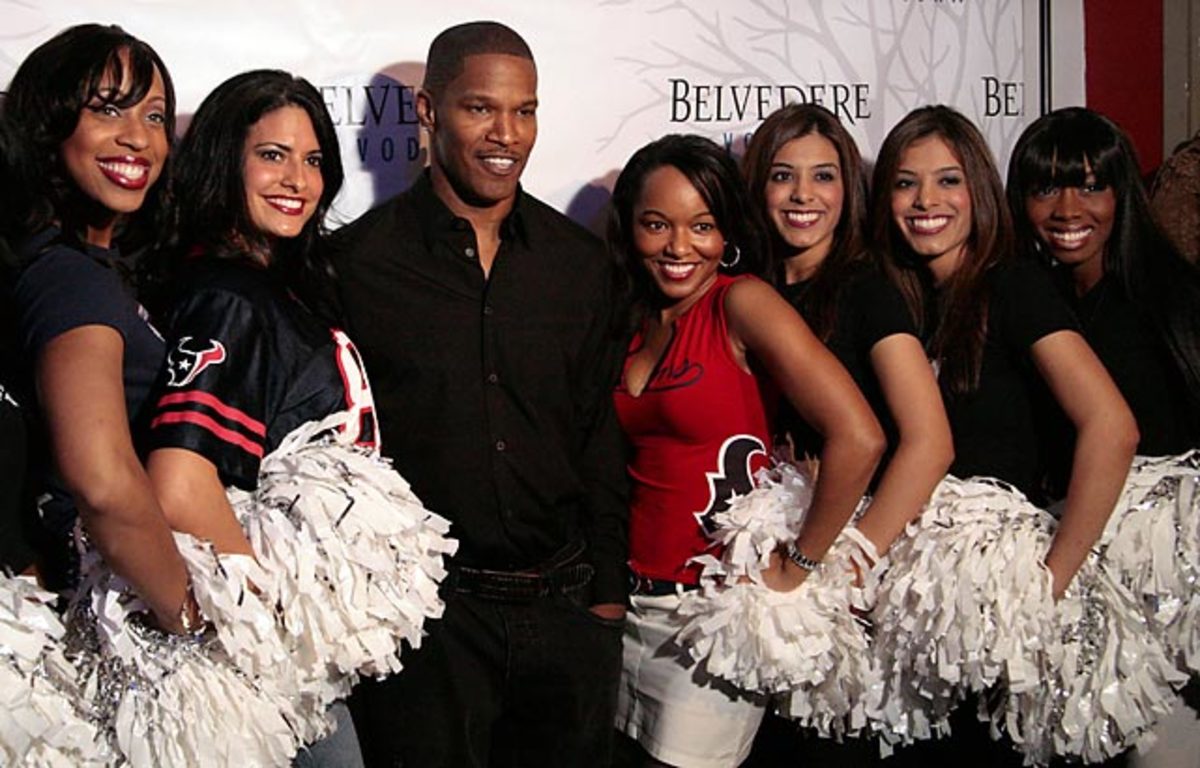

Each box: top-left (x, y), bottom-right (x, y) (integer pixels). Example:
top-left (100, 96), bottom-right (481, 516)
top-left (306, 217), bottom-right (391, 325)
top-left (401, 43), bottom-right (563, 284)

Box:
top-left (1040, 0), bottom-right (1052, 114)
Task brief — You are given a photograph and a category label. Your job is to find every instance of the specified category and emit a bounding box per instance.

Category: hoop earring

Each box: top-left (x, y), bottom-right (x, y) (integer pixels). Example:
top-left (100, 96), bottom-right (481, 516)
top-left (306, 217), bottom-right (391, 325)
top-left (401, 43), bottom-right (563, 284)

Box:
top-left (720, 243), bottom-right (742, 269)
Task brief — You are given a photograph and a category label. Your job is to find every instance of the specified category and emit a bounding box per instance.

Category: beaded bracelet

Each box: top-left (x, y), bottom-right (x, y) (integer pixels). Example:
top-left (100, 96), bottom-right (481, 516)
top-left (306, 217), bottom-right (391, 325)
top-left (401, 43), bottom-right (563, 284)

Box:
top-left (784, 540), bottom-right (821, 572)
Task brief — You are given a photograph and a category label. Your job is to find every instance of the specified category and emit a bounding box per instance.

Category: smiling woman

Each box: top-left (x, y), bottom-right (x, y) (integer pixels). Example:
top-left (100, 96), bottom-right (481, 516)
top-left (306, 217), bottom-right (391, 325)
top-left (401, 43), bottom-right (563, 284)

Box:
top-left (1008, 107), bottom-right (1200, 457)
top-left (609, 134), bottom-right (883, 767)
top-left (241, 105), bottom-right (326, 243)
top-left (137, 69), bottom-right (447, 765)
top-left (0, 22), bottom-right (197, 764)
top-left (58, 69), bottom-right (168, 218)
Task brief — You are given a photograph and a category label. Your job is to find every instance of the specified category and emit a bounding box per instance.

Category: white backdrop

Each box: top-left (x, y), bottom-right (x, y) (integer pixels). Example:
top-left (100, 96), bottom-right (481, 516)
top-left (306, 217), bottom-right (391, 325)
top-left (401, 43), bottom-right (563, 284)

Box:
top-left (1, 0), bottom-right (1085, 231)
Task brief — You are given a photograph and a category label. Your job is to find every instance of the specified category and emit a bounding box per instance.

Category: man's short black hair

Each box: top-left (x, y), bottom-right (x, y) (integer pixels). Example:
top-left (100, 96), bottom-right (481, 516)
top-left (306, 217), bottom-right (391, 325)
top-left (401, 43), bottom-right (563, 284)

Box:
top-left (422, 21), bottom-right (535, 97)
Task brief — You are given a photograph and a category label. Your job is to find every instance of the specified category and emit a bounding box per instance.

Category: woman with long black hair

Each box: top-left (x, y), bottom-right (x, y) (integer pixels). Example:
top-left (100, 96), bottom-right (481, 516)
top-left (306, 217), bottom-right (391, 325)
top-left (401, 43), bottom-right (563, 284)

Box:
top-left (0, 22), bottom-right (197, 764)
top-left (1008, 106), bottom-right (1200, 458)
top-left (1008, 107), bottom-right (1200, 766)
top-left (120, 69), bottom-right (453, 766)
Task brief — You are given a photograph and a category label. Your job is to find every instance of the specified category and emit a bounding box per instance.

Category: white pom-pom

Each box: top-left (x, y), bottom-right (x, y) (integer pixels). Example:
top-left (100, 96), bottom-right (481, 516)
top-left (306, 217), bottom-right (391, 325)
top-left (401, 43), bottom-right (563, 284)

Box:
top-left (871, 475), bottom-right (1186, 762)
top-left (228, 416), bottom-right (457, 689)
top-left (689, 462), bottom-right (816, 582)
top-left (1096, 451), bottom-right (1200, 672)
top-left (0, 575), bottom-right (109, 767)
top-left (74, 548), bottom-right (324, 767)
top-left (67, 413), bottom-right (459, 765)
top-left (870, 477), bottom-right (1058, 748)
top-left (671, 462), bottom-right (882, 738)
top-left (995, 563), bottom-right (1184, 764)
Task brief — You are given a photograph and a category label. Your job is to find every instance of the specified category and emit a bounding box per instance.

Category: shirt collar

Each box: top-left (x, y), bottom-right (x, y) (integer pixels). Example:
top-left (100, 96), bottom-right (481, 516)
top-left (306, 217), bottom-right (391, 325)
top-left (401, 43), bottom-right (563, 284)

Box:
top-left (410, 170), bottom-right (530, 250)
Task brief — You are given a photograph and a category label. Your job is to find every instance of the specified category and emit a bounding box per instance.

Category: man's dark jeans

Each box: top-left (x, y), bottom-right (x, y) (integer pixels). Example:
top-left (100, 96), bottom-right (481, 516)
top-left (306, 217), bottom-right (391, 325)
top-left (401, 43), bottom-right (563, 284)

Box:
top-left (350, 569), bottom-right (624, 767)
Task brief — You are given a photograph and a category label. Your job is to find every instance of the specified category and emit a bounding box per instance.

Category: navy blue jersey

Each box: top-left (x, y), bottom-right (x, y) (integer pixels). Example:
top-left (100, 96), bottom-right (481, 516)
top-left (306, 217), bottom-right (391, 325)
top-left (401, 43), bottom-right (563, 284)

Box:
top-left (147, 258), bottom-right (376, 490)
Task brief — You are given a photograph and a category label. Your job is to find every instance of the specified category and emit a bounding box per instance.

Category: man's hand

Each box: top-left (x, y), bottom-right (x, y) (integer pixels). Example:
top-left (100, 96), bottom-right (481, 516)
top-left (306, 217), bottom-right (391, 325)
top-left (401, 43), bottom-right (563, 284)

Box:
top-left (589, 602), bottom-right (627, 621)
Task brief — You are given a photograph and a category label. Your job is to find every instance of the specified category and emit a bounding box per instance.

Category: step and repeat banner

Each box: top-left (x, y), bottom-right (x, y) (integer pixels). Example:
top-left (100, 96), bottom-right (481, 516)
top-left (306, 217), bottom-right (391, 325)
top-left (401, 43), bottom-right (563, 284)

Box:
top-left (1, 0), bottom-right (1083, 231)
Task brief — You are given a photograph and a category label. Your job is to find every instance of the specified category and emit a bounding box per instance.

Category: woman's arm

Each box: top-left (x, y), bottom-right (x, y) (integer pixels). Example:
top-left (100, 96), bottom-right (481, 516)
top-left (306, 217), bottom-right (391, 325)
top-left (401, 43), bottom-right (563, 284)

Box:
top-left (725, 280), bottom-right (885, 589)
top-left (1031, 329), bottom-right (1139, 598)
top-left (36, 326), bottom-right (196, 631)
top-left (854, 334), bottom-right (954, 555)
top-left (147, 448), bottom-right (255, 557)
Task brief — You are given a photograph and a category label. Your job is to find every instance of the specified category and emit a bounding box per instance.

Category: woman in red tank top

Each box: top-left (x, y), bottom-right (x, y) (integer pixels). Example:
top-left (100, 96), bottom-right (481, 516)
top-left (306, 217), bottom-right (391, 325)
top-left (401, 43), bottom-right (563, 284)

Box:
top-left (609, 134), bottom-right (884, 767)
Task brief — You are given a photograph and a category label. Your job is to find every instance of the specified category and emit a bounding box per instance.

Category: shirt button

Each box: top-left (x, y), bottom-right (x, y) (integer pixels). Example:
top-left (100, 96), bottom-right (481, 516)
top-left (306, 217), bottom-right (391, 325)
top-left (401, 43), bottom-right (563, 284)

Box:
top-left (464, 247), bottom-right (476, 259)
top-left (483, 304), bottom-right (494, 316)
top-left (495, 439), bottom-right (507, 452)
top-left (486, 372), bottom-right (499, 384)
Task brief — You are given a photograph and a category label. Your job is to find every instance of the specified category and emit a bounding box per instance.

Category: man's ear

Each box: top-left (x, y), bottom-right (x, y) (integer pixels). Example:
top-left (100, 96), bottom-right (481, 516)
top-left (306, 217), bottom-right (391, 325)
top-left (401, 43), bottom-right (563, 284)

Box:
top-left (416, 89), bottom-right (436, 131)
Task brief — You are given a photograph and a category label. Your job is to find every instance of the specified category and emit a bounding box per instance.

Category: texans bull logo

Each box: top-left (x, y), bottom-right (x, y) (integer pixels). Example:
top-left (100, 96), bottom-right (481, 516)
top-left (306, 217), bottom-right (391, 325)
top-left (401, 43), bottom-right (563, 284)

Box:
top-left (696, 434), bottom-right (767, 532)
top-left (166, 336), bottom-right (227, 387)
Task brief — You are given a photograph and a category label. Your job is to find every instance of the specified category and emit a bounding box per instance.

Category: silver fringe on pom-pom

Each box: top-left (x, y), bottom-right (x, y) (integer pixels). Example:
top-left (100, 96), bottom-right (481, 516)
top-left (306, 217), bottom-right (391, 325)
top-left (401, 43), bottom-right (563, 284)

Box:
top-left (871, 475), bottom-right (1186, 764)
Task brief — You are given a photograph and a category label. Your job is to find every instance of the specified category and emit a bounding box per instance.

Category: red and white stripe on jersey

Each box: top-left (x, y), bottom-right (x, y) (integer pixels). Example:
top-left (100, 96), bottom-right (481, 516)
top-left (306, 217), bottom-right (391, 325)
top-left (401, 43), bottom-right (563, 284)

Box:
top-left (151, 389), bottom-right (266, 458)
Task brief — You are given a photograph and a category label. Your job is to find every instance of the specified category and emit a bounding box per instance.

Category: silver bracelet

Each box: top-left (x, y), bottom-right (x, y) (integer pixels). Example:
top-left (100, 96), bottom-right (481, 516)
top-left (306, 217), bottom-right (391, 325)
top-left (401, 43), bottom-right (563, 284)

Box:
top-left (784, 541), bottom-right (821, 572)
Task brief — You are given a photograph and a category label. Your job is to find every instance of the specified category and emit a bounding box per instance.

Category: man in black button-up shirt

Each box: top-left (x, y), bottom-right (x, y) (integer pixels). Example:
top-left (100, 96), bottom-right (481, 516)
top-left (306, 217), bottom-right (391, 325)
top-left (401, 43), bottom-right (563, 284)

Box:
top-left (332, 21), bottom-right (628, 767)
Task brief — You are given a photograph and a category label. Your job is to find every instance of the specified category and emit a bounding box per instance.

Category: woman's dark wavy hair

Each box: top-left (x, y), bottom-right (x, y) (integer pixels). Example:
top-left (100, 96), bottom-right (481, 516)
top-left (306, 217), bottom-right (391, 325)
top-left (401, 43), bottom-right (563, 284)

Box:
top-left (871, 105), bottom-right (1012, 394)
top-left (162, 69), bottom-right (343, 321)
top-left (0, 23), bottom-right (175, 257)
top-left (608, 133), bottom-right (769, 336)
top-left (743, 103), bottom-right (868, 341)
top-left (1007, 106), bottom-right (1200, 405)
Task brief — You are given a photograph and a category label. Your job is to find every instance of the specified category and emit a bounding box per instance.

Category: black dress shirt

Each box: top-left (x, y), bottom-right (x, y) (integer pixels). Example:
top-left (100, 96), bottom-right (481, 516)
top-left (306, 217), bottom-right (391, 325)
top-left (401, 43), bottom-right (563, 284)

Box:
top-left (329, 172), bottom-right (629, 604)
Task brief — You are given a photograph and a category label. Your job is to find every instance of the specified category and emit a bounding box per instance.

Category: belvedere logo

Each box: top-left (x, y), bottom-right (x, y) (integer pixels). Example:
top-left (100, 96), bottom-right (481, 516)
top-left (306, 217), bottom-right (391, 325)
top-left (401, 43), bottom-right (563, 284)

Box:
top-left (669, 79), bottom-right (871, 126)
top-left (319, 82), bottom-right (422, 165)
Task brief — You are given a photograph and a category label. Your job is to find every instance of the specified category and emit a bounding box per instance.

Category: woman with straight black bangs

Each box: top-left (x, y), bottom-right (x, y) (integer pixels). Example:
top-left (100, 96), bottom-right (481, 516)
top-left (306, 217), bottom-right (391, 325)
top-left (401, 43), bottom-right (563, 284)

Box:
top-left (2, 23), bottom-right (175, 274)
top-left (1007, 108), bottom-right (1200, 764)
top-left (2, 22), bottom-right (189, 604)
top-left (609, 133), bottom-right (883, 767)
top-left (1007, 106), bottom-right (1200, 459)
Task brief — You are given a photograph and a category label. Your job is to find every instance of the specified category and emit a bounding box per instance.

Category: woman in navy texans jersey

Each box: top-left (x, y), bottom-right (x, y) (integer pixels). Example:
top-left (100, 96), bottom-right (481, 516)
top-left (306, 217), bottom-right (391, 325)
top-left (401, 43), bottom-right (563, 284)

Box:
top-left (139, 69), bottom-right (372, 767)
top-left (144, 71), bottom-right (369, 553)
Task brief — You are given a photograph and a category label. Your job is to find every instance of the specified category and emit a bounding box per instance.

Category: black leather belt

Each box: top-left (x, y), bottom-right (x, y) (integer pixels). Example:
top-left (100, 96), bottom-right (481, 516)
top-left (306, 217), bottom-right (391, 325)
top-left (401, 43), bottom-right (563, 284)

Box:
top-left (447, 540), bottom-right (591, 602)
top-left (628, 573), bottom-right (699, 597)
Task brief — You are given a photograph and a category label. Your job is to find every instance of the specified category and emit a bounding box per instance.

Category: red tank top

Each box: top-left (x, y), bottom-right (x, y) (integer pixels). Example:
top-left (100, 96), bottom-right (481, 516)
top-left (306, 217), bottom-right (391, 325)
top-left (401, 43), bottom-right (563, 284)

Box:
top-left (614, 274), bottom-right (772, 584)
